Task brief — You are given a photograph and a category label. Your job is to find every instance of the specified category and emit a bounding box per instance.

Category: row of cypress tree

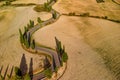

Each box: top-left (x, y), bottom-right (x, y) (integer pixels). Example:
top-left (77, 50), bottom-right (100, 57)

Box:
top-left (55, 37), bottom-right (68, 66)
top-left (19, 20), bottom-right (35, 49)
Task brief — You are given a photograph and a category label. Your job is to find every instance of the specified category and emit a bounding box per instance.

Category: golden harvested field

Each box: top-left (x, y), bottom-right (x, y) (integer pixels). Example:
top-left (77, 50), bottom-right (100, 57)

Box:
top-left (0, 0), bottom-right (120, 80)
top-left (34, 0), bottom-right (120, 80)
top-left (0, 2), bottom-right (51, 76)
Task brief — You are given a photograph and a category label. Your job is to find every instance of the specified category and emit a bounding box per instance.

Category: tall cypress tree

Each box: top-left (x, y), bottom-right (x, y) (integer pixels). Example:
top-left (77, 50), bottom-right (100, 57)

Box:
top-left (52, 12), bottom-right (57, 19)
top-left (29, 20), bottom-right (34, 28)
top-left (37, 17), bottom-right (42, 23)
top-left (31, 40), bottom-right (35, 49)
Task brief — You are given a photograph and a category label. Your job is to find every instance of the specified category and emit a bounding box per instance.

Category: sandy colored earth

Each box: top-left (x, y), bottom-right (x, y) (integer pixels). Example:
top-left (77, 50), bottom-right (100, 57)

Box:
top-left (53, 0), bottom-right (120, 20)
top-left (13, 0), bottom-right (47, 4)
top-left (34, 16), bottom-right (118, 80)
top-left (0, 0), bottom-right (120, 80)
top-left (114, 0), bottom-right (120, 3)
top-left (0, 6), bottom-right (51, 75)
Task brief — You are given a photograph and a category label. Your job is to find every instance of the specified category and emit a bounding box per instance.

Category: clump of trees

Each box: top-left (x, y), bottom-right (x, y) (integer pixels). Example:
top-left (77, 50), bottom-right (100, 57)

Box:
top-left (19, 20), bottom-right (35, 49)
top-left (5, 1), bottom-right (11, 5)
top-left (14, 67), bottom-right (22, 79)
top-left (44, 2), bottom-right (52, 12)
top-left (33, 5), bottom-right (45, 12)
top-left (34, 1), bottom-right (52, 12)
top-left (55, 37), bottom-right (68, 66)
top-left (13, 67), bottom-right (31, 80)
top-left (68, 12), bottom-right (75, 16)
top-left (37, 17), bottom-right (44, 26)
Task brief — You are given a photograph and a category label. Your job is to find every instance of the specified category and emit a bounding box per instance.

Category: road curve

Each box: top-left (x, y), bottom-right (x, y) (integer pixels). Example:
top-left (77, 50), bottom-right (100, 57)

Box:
top-left (24, 1), bottom-right (61, 80)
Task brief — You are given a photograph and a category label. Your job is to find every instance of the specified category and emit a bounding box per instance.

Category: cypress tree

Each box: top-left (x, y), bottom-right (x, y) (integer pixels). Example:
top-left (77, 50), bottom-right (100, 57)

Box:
top-left (27, 23), bottom-right (30, 29)
top-left (28, 32), bottom-right (31, 46)
top-left (29, 20), bottom-right (34, 28)
top-left (52, 12), bottom-right (57, 19)
top-left (31, 40), bottom-right (35, 49)
top-left (24, 37), bottom-right (30, 48)
top-left (19, 29), bottom-right (22, 36)
top-left (37, 17), bottom-right (42, 23)
top-left (44, 3), bottom-right (48, 9)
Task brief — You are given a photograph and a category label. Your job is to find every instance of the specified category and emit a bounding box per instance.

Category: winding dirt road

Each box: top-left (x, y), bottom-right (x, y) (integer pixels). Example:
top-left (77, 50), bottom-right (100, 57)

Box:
top-left (24, 1), bottom-right (62, 80)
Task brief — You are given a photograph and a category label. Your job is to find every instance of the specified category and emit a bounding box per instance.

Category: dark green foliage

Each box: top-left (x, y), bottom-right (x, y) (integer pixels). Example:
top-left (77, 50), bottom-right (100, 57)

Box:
top-left (104, 16), bottom-right (108, 19)
top-left (52, 12), bottom-right (57, 19)
top-left (28, 32), bottom-right (31, 46)
top-left (19, 20), bottom-right (34, 48)
top-left (47, 6), bottom-right (52, 12)
top-left (55, 37), bottom-right (68, 64)
top-left (0, 74), bottom-right (4, 80)
top-left (7, 74), bottom-right (10, 80)
top-left (19, 29), bottom-right (24, 44)
top-left (44, 2), bottom-right (48, 9)
top-left (44, 2), bottom-right (52, 12)
top-left (5, 1), bottom-right (11, 5)
top-left (62, 52), bottom-right (68, 62)
top-left (31, 39), bottom-right (35, 49)
top-left (27, 23), bottom-right (30, 29)
top-left (33, 5), bottom-right (45, 12)
top-left (19, 29), bottom-right (22, 36)
top-left (24, 37), bottom-right (30, 48)
top-left (68, 12), bottom-right (75, 16)
top-left (37, 17), bottom-right (42, 23)
top-left (34, 2), bottom-right (52, 12)
top-left (24, 74), bottom-right (31, 80)
top-left (44, 68), bottom-right (52, 79)
top-left (24, 26), bottom-right (28, 32)
top-left (54, 67), bottom-right (58, 72)
top-left (81, 12), bottom-right (90, 17)
top-left (29, 20), bottom-right (34, 28)
top-left (14, 67), bottom-right (22, 77)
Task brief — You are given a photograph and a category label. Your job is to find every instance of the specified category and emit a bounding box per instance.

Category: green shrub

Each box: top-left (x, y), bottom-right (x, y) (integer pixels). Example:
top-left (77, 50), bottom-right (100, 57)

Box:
top-left (44, 68), bottom-right (52, 79)
top-left (29, 20), bottom-right (34, 28)
top-left (5, 1), bottom-right (11, 5)
top-left (62, 52), bottom-right (68, 62)
top-left (19, 29), bottom-right (24, 44)
top-left (24, 74), bottom-right (31, 80)
top-left (0, 74), bottom-right (4, 80)
top-left (52, 12), bottom-right (57, 19)
top-left (33, 5), bottom-right (45, 12)
top-left (24, 37), bottom-right (30, 48)
top-left (31, 39), bottom-right (35, 49)
top-left (14, 67), bottom-right (22, 77)
top-left (37, 17), bottom-right (42, 23)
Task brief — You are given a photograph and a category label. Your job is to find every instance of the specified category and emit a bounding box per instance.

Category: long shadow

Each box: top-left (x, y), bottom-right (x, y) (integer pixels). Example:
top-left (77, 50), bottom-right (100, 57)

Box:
top-left (20, 54), bottom-right (28, 76)
top-left (9, 66), bottom-right (14, 78)
top-left (0, 65), bottom-right (3, 75)
top-left (29, 58), bottom-right (33, 79)
top-left (3, 65), bottom-right (9, 80)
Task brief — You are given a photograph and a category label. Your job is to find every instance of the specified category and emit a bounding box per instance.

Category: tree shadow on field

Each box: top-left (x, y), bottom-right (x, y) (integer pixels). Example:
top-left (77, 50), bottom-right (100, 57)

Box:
top-left (3, 65), bottom-right (9, 80)
top-left (29, 58), bottom-right (33, 79)
top-left (20, 54), bottom-right (28, 76)
top-left (0, 65), bottom-right (3, 74)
